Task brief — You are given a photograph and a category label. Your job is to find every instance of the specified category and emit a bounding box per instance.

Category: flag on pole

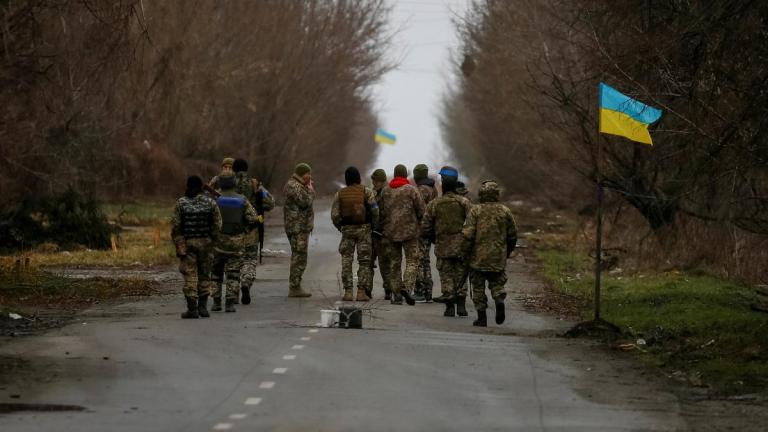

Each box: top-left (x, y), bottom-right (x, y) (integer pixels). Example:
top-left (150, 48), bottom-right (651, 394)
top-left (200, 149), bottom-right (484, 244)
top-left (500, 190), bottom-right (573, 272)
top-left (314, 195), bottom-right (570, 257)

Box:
top-left (599, 82), bottom-right (662, 145)
top-left (374, 128), bottom-right (397, 145)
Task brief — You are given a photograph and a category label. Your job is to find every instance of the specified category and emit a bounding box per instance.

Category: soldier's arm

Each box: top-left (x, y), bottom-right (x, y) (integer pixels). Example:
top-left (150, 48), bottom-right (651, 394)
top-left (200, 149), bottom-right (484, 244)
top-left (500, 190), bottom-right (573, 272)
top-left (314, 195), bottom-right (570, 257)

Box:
top-left (244, 201), bottom-right (260, 225)
top-left (506, 208), bottom-right (518, 255)
top-left (292, 182), bottom-right (314, 209)
top-left (366, 188), bottom-right (380, 231)
top-left (461, 207), bottom-right (478, 256)
top-left (170, 201), bottom-right (183, 240)
top-left (413, 187), bottom-right (426, 220)
top-left (330, 193), bottom-right (342, 231)
top-left (259, 185), bottom-right (276, 212)
top-left (211, 201), bottom-right (223, 237)
top-left (420, 201), bottom-right (436, 241)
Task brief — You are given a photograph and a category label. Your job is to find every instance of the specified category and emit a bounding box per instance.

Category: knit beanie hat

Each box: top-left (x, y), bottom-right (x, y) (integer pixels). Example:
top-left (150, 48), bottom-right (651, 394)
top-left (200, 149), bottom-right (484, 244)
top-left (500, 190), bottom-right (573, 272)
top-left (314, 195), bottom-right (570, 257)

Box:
top-left (185, 175), bottom-right (203, 198)
top-left (394, 164), bottom-right (408, 178)
top-left (233, 158), bottom-right (248, 173)
top-left (413, 164), bottom-right (429, 181)
top-left (221, 157), bottom-right (235, 167)
top-left (295, 163), bottom-right (312, 176)
top-left (371, 169), bottom-right (387, 182)
top-left (344, 166), bottom-right (361, 186)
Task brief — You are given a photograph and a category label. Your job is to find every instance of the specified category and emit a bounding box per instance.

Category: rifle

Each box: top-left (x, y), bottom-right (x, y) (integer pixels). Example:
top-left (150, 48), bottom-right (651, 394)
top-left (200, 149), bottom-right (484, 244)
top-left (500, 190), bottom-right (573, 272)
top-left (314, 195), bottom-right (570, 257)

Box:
top-left (255, 188), bottom-right (265, 264)
top-left (203, 183), bottom-right (221, 199)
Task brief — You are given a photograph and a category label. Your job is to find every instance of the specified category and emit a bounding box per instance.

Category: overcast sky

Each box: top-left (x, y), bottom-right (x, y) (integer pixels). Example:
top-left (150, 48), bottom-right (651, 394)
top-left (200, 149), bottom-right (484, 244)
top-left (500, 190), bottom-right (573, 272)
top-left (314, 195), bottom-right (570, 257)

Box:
top-left (371, 0), bottom-right (470, 176)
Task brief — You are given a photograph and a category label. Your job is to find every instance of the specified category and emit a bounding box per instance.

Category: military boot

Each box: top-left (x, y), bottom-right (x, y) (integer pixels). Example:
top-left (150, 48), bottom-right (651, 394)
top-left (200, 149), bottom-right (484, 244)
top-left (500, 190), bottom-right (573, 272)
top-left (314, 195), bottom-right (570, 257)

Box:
top-left (495, 300), bottom-right (505, 324)
top-left (288, 287), bottom-right (312, 298)
top-left (356, 288), bottom-right (370, 302)
top-left (473, 310), bottom-right (487, 327)
top-left (384, 290), bottom-right (392, 301)
top-left (365, 287), bottom-right (373, 298)
top-left (342, 289), bottom-right (354, 301)
top-left (412, 288), bottom-right (426, 303)
top-left (456, 296), bottom-right (468, 317)
top-left (241, 285), bottom-right (251, 305)
top-left (211, 297), bottom-right (223, 312)
top-left (181, 296), bottom-right (199, 319)
top-left (197, 294), bottom-right (210, 318)
top-left (424, 290), bottom-right (433, 303)
top-left (401, 289), bottom-right (416, 306)
top-left (225, 298), bottom-right (236, 313)
top-left (443, 300), bottom-right (455, 317)
top-left (391, 293), bottom-right (403, 305)
top-left (432, 293), bottom-right (451, 304)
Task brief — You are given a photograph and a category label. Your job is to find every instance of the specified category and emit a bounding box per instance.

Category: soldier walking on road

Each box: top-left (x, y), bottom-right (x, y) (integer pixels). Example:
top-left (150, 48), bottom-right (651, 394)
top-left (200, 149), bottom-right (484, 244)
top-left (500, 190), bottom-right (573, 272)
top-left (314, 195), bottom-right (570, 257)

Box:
top-left (233, 158), bottom-right (275, 304)
top-left (283, 163), bottom-right (315, 298)
top-left (462, 180), bottom-right (517, 327)
top-left (421, 166), bottom-right (472, 317)
top-left (413, 164), bottom-right (437, 302)
top-left (370, 169), bottom-right (394, 300)
top-left (331, 167), bottom-right (379, 302)
top-left (379, 164), bottom-right (425, 305)
top-left (171, 176), bottom-right (222, 319)
top-left (210, 173), bottom-right (260, 313)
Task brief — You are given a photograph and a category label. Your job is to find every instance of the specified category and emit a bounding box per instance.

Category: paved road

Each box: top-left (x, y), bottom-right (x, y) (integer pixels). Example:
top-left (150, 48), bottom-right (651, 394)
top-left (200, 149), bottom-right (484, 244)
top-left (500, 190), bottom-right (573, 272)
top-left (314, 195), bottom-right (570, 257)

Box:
top-left (0, 203), bottom-right (687, 431)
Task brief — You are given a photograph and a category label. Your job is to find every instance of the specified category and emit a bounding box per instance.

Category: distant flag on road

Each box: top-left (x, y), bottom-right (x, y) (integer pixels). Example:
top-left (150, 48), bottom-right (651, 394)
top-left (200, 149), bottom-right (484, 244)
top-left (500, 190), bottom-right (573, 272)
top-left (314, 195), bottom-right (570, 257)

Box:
top-left (599, 82), bottom-right (662, 145)
top-left (374, 128), bottom-right (397, 145)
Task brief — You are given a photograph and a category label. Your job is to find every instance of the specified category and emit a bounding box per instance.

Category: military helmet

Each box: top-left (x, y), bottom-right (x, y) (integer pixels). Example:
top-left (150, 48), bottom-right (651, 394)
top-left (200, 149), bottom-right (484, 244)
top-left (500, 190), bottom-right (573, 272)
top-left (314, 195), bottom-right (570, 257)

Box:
top-left (221, 157), bottom-right (235, 167)
top-left (478, 180), bottom-right (501, 203)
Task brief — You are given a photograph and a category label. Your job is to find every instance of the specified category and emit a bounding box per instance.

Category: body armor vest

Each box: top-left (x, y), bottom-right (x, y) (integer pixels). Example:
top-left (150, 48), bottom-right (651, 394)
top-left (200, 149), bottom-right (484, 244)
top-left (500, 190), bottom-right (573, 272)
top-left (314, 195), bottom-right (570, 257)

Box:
top-left (179, 195), bottom-right (213, 238)
top-left (339, 185), bottom-right (367, 226)
top-left (216, 195), bottom-right (246, 235)
top-left (435, 197), bottom-right (466, 236)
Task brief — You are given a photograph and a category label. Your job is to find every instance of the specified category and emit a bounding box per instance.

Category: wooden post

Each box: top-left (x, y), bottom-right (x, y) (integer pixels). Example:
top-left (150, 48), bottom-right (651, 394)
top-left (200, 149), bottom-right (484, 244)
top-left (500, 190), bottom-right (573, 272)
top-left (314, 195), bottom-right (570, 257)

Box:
top-left (153, 228), bottom-right (161, 248)
top-left (110, 234), bottom-right (118, 252)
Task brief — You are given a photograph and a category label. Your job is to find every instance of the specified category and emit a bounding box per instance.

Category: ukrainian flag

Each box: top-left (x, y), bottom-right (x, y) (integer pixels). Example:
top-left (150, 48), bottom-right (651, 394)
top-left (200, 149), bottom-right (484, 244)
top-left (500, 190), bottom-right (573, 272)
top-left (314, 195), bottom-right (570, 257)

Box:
top-left (599, 82), bottom-right (662, 145)
top-left (374, 128), bottom-right (396, 145)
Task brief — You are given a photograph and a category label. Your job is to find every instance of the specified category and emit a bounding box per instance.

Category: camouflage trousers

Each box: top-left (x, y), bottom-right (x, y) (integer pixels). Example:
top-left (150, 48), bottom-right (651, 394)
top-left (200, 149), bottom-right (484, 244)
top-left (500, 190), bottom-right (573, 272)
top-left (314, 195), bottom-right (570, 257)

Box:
top-left (415, 239), bottom-right (433, 296)
top-left (240, 244), bottom-right (259, 289)
top-left (287, 231), bottom-right (310, 290)
top-left (436, 257), bottom-right (468, 299)
top-left (339, 225), bottom-right (372, 293)
top-left (211, 251), bottom-right (244, 300)
top-left (372, 236), bottom-right (393, 295)
top-left (470, 270), bottom-right (508, 311)
top-left (382, 238), bottom-right (420, 294)
top-left (178, 239), bottom-right (214, 299)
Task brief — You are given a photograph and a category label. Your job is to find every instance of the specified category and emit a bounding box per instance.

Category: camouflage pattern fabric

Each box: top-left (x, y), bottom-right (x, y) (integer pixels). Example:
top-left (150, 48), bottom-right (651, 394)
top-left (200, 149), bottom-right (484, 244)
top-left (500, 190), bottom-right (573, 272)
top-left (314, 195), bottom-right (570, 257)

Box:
top-left (283, 174), bottom-right (315, 235)
top-left (372, 235), bottom-right (392, 295)
top-left (288, 231), bottom-right (310, 290)
top-left (382, 237), bottom-right (420, 294)
top-left (178, 239), bottom-right (215, 299)
top-left (415, 239), bottom-right (433, 296)
top-left (421, 192), bottom-right (472, 258)
top-left (239, 244), bottom-right (259, 289)
top-left (211, 251), bottom-right (244, 300)
top-left (461, 203), bottom-right (517, 272)
top-left (470, 270), bottom-right (507, 311)
top-left (436, 257), bottom-right (468, 299)
top-left (330, 186), bottom-right (379, 231)
top-left (338, 225), bottom-right (373, 293)
top-left (378, 183), bottom-right (425, 242)
top-left (170, 194), bottom-right (222, 240)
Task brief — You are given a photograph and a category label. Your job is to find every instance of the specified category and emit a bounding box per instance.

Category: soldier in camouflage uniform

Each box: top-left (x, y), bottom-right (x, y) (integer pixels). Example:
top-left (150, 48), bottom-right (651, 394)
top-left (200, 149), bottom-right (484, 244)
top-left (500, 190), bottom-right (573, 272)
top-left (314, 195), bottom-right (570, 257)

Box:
top-left (370, 169), bottom-right (394, 300)
top-left (208, 157), bottom-right (235, 190)
top-left (421, 166), bottom-right (472, 317)
top-left (462, 180), bottom-right (518, 327)
top-left (413, 164), bottom-right (437, 302)
top-left (233, 158), bottom-right (275, 304)
top-left (379, 164), bottom-right (424, 305)
top-left (210, 173), bottom-right (260, 313)
top-left (171, 176), bottom-right (222, 319)
top-left (331, 166), bottom-right (379, 302)
top-left (283, 163), bottom-right (315, 297)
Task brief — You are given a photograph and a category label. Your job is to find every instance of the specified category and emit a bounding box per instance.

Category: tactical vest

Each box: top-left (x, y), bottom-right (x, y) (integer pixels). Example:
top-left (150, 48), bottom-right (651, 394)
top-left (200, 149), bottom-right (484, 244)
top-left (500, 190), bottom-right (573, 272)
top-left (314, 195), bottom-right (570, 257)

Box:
top-left (435, 196), bottom-right (466, 236)
top-left (216, 195), bottom-right (247, 235)
top-left (179, 196), bottom-right (213, 238)
top-left (339, 185), bottom-right (367, 226)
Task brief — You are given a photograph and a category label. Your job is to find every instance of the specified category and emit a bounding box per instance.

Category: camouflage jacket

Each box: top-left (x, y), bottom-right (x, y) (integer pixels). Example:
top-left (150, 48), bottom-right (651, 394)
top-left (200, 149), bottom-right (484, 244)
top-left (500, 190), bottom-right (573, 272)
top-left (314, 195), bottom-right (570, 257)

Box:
top-left (214, 190), bottom-right (259, 254)
top-left (283, 174), bottom-right (315, 235)
top-left (235, 172), bottom-right (275, 213)
top-left (170, 193), bottom-right (222, 242)
top-left (421, 192), bottom-right (471, 258)
top-left (379, 180), bottom-right (425, 242)
top-left (331, 185), bottom-right (379, 231)
top-left (416, 178), bottom-right (437, 207)
top-left (462, 202), bottom-right (517, 272)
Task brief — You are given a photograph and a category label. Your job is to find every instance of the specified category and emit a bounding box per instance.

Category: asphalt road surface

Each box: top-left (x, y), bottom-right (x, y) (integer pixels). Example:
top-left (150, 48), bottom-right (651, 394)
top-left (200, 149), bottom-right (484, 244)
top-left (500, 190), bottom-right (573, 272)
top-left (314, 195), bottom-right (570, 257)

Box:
top-left (0, 203), bottom-right (689, 431)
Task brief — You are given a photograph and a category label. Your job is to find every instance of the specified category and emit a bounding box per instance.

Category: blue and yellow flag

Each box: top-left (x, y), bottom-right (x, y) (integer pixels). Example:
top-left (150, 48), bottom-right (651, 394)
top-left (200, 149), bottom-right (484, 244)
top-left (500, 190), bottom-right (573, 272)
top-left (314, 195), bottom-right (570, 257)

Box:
top-left (599, 82), bottom-right (662, 145)
top-left (374, 128), bottom-right (396, 145)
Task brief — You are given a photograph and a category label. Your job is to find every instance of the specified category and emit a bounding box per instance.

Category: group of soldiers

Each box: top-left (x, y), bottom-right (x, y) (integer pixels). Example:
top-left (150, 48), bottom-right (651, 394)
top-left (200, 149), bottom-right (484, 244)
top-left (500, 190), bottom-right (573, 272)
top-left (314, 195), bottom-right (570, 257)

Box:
top-left (328, 163), bottom-right (517, 326)
top-left (171, 159), bottom-right (517, 327)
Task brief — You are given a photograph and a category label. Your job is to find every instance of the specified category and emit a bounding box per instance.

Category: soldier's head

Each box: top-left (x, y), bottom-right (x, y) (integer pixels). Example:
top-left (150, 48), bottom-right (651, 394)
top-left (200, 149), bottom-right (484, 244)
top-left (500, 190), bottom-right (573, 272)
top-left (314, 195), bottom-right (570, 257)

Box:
top-left (371, 168), bottom-right (387, 190)
top-left (221, 157), bottom-right (235, 175)
top-left (394, 164), bottom-right (408, 179)
top-left (295, 163), bottom-right (312, 183)
top-left (344, 166), bottom-right (361, 186)
top-left (185, 175), bottom-right (204, 198)
top-left (455, 181), bottom-right (469, 196)
top-left (219, 173), bottom-right (237, 191)
top-left (439, 166), bottom-right (459, 194)
top-left (478, 180), bottom-right (501, 203)
top-left (233, 158), bottom-right (248, 174)
top-left (413, 164), bottom-right (429, 181)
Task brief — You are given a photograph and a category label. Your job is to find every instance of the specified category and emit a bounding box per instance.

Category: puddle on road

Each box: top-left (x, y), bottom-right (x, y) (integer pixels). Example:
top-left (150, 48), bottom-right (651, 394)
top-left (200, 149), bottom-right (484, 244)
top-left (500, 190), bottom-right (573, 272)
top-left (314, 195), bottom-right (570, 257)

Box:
top-left (0, 403), bottom-right (86, 413)
top-left (44, 267), bottom-right (181, 284)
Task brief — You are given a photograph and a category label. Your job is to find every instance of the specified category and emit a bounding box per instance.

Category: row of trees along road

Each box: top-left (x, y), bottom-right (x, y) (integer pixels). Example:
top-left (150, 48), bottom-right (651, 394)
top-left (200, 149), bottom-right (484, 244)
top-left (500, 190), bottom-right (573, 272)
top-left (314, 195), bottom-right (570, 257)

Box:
top-left (444, 0), bottom-right (768, 282)
top-left (0, 0), bottom-right (391, 206)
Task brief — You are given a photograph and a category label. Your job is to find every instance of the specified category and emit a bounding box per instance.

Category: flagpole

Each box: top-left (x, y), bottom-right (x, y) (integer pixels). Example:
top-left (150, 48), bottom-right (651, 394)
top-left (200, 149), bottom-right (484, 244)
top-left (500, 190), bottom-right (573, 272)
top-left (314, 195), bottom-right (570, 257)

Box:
top-left (595, 86), bottom-right (604, 322)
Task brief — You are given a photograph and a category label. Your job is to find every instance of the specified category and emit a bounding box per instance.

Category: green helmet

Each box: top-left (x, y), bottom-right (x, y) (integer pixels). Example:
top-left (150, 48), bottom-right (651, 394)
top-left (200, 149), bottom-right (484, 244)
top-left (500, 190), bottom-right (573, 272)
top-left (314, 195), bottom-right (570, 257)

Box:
top-left (478, 180), bottom-right (501, 203)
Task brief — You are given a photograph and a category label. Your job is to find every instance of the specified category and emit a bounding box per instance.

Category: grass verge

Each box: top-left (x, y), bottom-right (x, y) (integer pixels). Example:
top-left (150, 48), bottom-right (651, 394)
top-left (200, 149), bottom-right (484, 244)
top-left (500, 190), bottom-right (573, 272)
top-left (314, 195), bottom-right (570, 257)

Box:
top-left (537, 248), bottom-right (768, 396)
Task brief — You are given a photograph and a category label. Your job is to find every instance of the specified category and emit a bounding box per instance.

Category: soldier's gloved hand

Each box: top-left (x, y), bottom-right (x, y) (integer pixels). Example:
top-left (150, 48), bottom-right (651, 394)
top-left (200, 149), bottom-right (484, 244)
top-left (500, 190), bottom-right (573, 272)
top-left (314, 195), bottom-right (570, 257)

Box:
top-left (256, 215), bottom-right (265, 224)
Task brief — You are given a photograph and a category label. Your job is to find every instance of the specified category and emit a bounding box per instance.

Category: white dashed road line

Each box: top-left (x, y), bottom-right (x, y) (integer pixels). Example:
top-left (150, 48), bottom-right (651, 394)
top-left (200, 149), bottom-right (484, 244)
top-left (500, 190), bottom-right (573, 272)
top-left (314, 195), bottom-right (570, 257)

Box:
top-left (259, 381), bottom-right (275, 389)
top-left (292, 345), bottom-right (304, 350)
top-left (308, 329), bottom-right (319, 333)
top-left (300, 336), bottom-right (311, 341)
top-left (229, 413), bottom-right (247, 420)
top-left (283, 354), bottom-right (297, 360)
top-left (273, 367), bottom-right (288, 374)
top-left (213, 423), bottom-right (233, 430)
top-left (244, 397), bottom-right (262, 406)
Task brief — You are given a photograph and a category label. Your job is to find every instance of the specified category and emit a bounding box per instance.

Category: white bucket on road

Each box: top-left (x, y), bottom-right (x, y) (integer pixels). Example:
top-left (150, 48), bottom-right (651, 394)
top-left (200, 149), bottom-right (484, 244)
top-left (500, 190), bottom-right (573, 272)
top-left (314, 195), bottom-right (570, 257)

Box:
top-left (319, 309), bottom-right (340, 328)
